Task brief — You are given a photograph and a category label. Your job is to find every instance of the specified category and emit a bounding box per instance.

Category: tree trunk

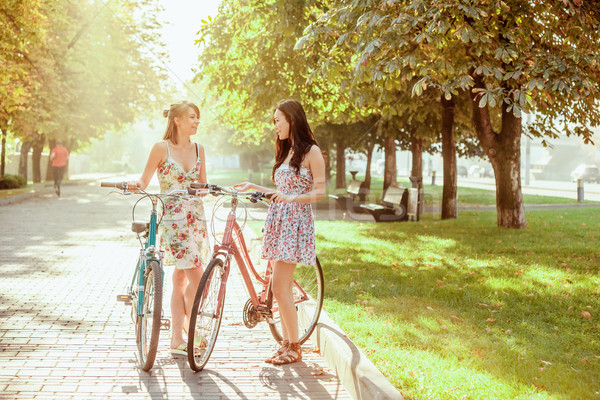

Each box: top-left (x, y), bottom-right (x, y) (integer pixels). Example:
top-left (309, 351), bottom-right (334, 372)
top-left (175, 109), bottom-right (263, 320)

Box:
top-left (441, 96), bottom-right (457, 219)
top-left (46, 138), bottom-right (56, 181)
top-left (410, 136), bottom-right (423, 185)
top-left (470, 75), bottom-right (525, 228)
top-left (0, 126), bottom-right (6, 178)
top-left (335, 136), bottom-right (346, 189)
top-left (383, 135), bottom-right (396, 190)
top-left (32, 133), bottom-right (45, 183)
top-left (320, 140), bottom-right (331, 185)
top-left (19, 140), bottom-right (33, 180)
top-left (364, 138), bottom-right (375, 190)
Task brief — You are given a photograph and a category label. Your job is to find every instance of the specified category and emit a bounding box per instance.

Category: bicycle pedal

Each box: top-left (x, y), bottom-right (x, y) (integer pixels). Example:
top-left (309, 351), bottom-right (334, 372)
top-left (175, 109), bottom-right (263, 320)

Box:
top-left (160, 318), bottom-right (171, 331)
top-left (117, 295), bottom-right (132, 304)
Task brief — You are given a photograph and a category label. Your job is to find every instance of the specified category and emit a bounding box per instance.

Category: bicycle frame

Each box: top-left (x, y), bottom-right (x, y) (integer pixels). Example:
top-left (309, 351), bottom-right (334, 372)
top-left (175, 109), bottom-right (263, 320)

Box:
top-left (129, 197), bottom-right (163, 318)
top-left (207, 195), bottom-right (311, 320)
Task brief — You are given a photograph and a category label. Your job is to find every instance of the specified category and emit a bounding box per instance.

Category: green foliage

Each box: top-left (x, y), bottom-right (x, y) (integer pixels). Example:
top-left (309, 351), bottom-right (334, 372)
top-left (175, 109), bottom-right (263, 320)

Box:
top-left (1, 0), bottom-right (170, 152)
top-left (0, 174), bottom-right (27, 190)
top-left (0, 0), bottom-right (46, 119)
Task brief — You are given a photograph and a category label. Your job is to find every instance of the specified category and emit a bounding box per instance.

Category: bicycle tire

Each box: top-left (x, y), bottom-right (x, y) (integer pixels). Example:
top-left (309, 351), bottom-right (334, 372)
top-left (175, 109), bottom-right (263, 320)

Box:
top-left (267, 257), bottom-right (324, 344)
top-left (137, 261), bottom-right (162, 371)
top-left (188, 257), bottom-right (226, 372)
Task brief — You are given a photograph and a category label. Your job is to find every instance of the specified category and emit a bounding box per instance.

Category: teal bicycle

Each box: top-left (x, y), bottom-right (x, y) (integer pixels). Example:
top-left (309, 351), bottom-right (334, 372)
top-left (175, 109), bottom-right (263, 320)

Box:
top-left (101, 181), bottom-right (193, 371)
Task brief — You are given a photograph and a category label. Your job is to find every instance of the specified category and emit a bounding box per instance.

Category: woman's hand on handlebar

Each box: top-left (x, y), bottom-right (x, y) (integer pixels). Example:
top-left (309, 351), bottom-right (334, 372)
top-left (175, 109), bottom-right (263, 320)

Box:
top-left (126, 181), bottom-right (141, 193)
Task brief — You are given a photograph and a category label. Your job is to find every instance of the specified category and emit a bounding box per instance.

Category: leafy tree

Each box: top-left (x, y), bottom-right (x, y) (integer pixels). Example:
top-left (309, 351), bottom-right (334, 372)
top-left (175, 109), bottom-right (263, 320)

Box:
top-left (0, 0), bottom-right (46, 177)
top-left (297, 0), bottom-right (473, 208)
top-left (1, 0), bottom-right (169, 182)
top-left (314, 0), bottom-right (600, 228)
top-left (196, 0), bottom-right (385, 188)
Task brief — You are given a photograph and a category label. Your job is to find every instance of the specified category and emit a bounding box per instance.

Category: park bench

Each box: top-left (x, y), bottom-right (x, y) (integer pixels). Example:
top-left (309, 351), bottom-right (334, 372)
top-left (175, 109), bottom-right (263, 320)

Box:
top-left (360, 185), bottom-right (408, 222)
top-left (329, 179), bottom-right (367, 213)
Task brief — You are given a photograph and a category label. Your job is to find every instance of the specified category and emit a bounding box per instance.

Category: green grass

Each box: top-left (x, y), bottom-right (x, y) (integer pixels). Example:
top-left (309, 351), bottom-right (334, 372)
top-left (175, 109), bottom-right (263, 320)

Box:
top-left (313, 209), bottom-right (600, 400)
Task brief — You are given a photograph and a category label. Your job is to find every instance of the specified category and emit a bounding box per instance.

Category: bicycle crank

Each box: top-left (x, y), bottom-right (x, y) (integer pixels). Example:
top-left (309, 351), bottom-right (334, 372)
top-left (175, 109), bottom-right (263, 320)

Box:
top-left (242, 299), bottom-right (260, 329)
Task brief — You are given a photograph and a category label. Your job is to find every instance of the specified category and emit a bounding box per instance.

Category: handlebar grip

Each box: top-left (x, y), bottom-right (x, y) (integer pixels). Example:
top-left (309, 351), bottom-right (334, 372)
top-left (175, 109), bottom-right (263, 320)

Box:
top-left (250, 192), bottom-right (273, 202)
top-left (190, 182), bottom-right (210, 189)
top-left (100, 181), bottom-right (126, 189)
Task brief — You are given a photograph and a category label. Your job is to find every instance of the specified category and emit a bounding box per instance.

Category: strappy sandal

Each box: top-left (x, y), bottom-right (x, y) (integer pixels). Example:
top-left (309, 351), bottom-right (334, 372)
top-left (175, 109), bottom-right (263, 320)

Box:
top-left (183, 327), bottom-right (208, 348)
top-left (171, 342), bottom-right (204, 357)
top-left (265, 340), bottom-right (289, 363)
top-left (272, 342), bottom-right (302, 365)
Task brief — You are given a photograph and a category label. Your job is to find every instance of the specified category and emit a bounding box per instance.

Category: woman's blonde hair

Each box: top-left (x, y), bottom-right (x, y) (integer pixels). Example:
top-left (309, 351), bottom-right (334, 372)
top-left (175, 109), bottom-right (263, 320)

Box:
top-left (162, 101), bottom-right (200, 144)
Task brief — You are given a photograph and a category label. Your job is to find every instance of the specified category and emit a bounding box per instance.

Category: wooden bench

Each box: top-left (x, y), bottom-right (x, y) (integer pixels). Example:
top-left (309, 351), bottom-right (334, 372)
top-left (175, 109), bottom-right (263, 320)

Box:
top-left (360, 185), bottom-right (408, 222)
top-left (329, 179), bottom-right (367, 213)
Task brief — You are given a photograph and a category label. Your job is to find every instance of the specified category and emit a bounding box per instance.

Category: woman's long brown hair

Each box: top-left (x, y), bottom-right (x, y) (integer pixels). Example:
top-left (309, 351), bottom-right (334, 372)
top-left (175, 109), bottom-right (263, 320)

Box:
top-left (162, 101), bottom-right (200, 144)
top-left (272, 99), bottom-right (318, 181)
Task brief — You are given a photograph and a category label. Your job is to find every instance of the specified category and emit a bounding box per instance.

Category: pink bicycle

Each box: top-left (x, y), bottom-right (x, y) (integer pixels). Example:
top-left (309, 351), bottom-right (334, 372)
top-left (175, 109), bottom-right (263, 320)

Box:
top-left (186, 183), bottom-right (324, 372)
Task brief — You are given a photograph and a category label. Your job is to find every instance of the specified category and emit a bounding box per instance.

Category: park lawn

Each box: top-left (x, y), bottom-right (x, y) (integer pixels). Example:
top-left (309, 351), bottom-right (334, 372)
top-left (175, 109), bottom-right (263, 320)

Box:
top-left (313, 209), bottom-right (600, 400)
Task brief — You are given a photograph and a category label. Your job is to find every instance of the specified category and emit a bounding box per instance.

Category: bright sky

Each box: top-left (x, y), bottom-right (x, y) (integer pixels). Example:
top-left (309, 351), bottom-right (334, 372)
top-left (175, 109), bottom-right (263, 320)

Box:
top-left (159, 0), bottom-right (221, 88)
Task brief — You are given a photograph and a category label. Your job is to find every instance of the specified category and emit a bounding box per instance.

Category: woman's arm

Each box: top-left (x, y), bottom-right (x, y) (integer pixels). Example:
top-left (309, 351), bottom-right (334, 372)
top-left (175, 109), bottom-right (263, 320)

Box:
top-left (271, 145), bottom-right (326, 204)
top-left (233, 181), bottom-right (274, 193)
top-left (132, 142), bottom-right (166, 190)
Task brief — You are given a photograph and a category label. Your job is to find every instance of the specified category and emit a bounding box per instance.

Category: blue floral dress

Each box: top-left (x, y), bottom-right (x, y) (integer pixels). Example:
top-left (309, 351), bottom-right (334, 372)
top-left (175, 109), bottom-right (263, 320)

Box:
top-left (261, 164), bottom-right (316, 265)
top-left (157, 142), bottom-right (210, 269)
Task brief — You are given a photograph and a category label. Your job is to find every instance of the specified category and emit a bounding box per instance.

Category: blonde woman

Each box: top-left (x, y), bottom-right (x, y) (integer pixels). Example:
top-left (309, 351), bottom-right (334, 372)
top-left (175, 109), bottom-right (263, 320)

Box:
top-left (129, 101), bottom-right (211, 355)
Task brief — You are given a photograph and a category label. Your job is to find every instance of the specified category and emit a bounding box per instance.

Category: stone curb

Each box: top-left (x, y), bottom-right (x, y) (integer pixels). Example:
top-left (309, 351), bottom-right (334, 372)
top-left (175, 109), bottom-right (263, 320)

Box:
top-left (0, 186), bottom-right (53, 206)
top-left (0, 178), bottom-right (102, 207)
top-left (299, 303), bottom-right (404, 400)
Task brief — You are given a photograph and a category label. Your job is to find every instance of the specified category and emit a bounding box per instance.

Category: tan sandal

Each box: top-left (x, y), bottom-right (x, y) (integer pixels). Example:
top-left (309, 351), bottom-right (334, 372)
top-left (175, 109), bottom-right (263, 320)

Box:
top-left (272, 342), bottom-right (302, 365)
top-left (265, 340), bottom-right (289, 363)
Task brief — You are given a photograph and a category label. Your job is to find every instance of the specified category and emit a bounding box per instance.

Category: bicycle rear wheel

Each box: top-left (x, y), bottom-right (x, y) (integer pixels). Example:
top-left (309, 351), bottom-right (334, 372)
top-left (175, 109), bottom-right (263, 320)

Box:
top-left (267, 257), bottom-right (324, 344)
top-left (188, 257), bottom-right (226, 372)
top-left (137, 261), bottom-right (162, 371)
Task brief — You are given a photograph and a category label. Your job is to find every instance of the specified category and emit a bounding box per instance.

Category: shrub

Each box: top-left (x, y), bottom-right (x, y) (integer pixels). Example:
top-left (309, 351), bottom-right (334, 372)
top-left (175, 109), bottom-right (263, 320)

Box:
top-left (0, 174), bottom-right (27, 190)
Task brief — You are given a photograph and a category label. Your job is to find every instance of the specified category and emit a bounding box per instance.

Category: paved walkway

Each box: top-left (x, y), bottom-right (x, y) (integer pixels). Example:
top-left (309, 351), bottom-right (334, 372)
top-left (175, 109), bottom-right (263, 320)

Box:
top-left (0, 183), bottom-right (352, 399)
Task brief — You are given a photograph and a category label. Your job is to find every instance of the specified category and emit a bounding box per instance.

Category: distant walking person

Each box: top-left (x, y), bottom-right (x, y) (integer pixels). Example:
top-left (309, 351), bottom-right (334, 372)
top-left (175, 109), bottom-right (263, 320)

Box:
top-left (234, 99), bottom-right (326, 365)
top-left (50, 142), bottom-right (69, 197)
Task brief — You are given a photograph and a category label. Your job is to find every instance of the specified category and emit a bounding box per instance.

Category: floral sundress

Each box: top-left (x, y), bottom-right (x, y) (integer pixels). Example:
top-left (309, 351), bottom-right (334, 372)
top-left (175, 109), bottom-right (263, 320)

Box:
top-left (157, 141), bottom-right (210, 270)
top-left (261, 164), bottom-right (316, 265)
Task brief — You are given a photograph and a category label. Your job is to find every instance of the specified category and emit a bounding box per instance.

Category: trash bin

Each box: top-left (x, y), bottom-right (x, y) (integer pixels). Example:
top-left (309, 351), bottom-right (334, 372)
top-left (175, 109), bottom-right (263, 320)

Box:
top-left (409, 176), bottom-right (423, 221)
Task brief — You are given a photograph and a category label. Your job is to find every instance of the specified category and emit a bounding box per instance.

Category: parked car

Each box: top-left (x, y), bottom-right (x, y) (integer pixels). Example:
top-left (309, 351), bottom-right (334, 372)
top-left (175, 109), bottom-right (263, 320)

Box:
top-left (482, 166), bottom-right (494, 178)
top-left (458, 165), bottom-right (468, 177)
top-left (468, 165), bottom-right (482, 177)
top-left (570, 164), bottom-right (600, 183)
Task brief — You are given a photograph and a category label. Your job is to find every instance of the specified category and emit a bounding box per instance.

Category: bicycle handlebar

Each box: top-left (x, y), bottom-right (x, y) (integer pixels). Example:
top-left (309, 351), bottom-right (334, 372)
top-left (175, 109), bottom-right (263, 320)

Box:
top-left (100, 181), bottom-right (127, 189)
top-left (190, 182), bottom-right (272, 203)
top-left (101, 181), bottom-right (271, 203)
top-left (100, 181), bottom-right (197, 198)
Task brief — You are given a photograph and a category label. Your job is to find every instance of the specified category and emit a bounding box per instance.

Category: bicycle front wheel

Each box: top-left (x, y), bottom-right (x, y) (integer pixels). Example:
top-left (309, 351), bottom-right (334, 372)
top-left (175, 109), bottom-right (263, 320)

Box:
top-left (137, 261), bottom-right (162, 371)
top-left (267, 257), bottom-right (324, 344)
top-left (188, 257), bottom-right (226, 372)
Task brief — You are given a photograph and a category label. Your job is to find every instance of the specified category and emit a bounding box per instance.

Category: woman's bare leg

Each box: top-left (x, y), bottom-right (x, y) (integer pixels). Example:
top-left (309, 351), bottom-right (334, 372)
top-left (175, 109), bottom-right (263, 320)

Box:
top-left (183, 267), bottom-right (204, 332)
top-left (271, 260), bottom-right (298, 343)
top-left (170, 269), bottom-right (187, 348)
